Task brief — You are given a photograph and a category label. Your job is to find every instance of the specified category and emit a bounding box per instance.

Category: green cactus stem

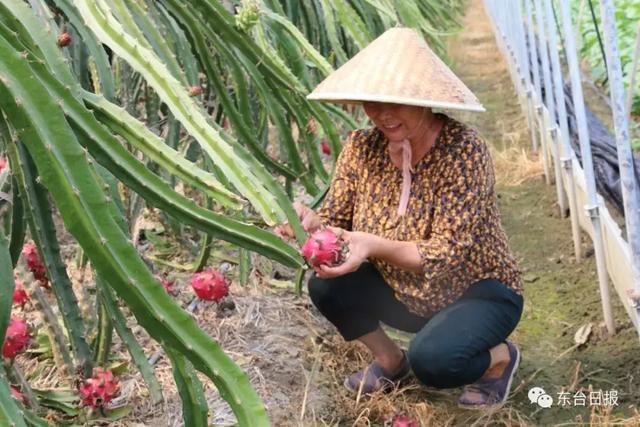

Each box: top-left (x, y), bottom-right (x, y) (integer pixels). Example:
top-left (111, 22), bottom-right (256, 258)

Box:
top-left (166, 348), bottom-right (208, 427)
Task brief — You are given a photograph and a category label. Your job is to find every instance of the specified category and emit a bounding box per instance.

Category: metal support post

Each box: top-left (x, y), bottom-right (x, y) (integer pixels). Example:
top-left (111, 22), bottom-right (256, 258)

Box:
top-left (543, 0), bottom-right (581, 260)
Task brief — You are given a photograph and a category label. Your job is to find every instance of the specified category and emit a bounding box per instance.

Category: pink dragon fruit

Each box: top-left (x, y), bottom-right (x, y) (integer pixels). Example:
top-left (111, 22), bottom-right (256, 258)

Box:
top-left (301, 228), bottom-right (347, 268)
top-left (10, 386), bottom-right (25, 403)
top-left (0, 157), bottom-right (6, 171)
top-left (190, 269), bottom-right (229, 302)
top-left (78, 368), bottom-right (120, 408)
top-left (391, 414), bottom-right (419, 427)
top-left (2, 316), bottom-right (30, 359)
top-left (321, 140), bottom-right (331, 155)
top-left (155, 274), bottom-right (178, 296)
top-left (57, 32), bottom-right (72, 47)
top-left (21, 241), bottom-right (48, 288)
top-left (12, 278), bottom-right (28, 308)
top-left (188, 85), bottom-right (203, 97)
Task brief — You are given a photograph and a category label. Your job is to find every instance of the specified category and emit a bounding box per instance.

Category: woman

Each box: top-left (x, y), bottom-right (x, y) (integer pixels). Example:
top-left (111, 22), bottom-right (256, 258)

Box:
top-left (277, 28), bottom-right (524, 409)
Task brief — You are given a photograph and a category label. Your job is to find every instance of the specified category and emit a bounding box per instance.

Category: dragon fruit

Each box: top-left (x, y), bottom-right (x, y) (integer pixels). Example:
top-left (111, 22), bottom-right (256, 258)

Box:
top-left (79, 368), bottom-right (119, 408)
top-left (155, 274), bottom-right (178, 296)
top-left (0, 157), bottom-right (6, 171)
top-left (301, 228), bottom-right (347, 268)
top-left (188, 85), bottom-right (203, 97)
top-left (391, 414), bottom-right (419, 427)
top-left (2, 316), bottom-right (30, 359)
top-left (10, 386), bottom-right (25, 404)
top-left (320, 140), bottom-right (331, 155)
top-left (21, 241), bottom-right (48, 288)
top-left (12, 278), bottom-right (28, 308)
top-left (57, 32), bottom-right (72, 47)
top-left (190, 269), bottom-right (229, 302)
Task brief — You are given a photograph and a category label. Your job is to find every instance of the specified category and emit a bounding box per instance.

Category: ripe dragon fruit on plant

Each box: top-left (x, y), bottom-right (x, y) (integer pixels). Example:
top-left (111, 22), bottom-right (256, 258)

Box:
top-left (79, 368), bottom-right (120, 408)
top-left (190, 269), bottom-right (229, 302)
top-left (57, 32), bottom-right (72, 47)
top-left (301, 228), bottom-right (348, 268)
top-left (391, 414), bottom-right (419, 427)
top-left (0, 157), bottom-right (6, 171)
top-left (2, 316), bottom-right (30, 359)
top-left (21, 241), bottom-right (48, 288)
top-left (12, 278), bottom-right (28, 308)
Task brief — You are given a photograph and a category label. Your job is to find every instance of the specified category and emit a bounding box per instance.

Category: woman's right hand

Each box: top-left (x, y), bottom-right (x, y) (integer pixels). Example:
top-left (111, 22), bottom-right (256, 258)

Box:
top-left (274, 202), bottom-right (323, 239)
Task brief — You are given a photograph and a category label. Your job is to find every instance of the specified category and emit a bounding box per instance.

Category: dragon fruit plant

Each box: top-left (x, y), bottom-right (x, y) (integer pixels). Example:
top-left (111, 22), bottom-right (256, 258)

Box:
top-left (78, 368), bottom-right (120, 408)
top-left (2, 316), bottom-right (31, 359)
top-left (301, 228), bottom-right (348, 268)
top-left (21, 241), bottom-right (48, 288)
top-left (190, 269), bottom-right (229, 302)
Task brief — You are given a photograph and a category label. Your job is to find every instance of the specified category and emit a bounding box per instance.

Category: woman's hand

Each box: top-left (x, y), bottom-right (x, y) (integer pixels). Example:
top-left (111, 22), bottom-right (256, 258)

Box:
top-left (273, 202), bottom-right (323, 239)
top-left (314, 227), bottom-right (381, 279)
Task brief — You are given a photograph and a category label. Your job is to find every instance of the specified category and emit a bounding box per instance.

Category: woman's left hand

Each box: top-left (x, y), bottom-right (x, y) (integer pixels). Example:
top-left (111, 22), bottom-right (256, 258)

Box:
top-left (314, 227), bottom-right (380, 279)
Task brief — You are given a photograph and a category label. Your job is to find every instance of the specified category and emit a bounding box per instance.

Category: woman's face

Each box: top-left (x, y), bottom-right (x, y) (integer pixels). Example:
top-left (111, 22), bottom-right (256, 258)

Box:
top-left (362, 102), bottom-right (429, 143)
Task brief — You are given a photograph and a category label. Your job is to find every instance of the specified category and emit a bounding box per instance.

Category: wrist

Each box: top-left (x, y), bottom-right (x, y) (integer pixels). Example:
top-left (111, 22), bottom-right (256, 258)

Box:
top-left (365, 234), bottom-right (386, 258)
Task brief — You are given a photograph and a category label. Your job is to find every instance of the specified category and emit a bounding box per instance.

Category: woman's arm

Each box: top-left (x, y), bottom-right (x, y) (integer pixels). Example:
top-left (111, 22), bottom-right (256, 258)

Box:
top-left (367, 235), bottom-right (423, 273)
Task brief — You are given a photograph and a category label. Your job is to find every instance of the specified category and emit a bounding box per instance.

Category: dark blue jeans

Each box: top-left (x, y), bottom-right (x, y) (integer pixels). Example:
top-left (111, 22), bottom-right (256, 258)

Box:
top-left (308, 263), bottom-right (524, 389)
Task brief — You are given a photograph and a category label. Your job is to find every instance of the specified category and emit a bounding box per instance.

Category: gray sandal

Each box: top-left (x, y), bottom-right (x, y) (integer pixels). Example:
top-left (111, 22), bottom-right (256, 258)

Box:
top-left (344, 351), bottom-right (412, 394)
top-left (457, 341), bottom-right (521, 409)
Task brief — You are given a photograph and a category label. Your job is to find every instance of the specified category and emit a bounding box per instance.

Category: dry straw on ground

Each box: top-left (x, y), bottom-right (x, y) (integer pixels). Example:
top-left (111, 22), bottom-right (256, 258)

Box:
top-left (490, 137), bottom-right (545, 187)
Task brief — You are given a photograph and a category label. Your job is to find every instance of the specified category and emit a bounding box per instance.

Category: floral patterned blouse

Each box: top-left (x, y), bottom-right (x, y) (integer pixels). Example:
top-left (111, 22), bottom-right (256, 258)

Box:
top-left (317, 113), bottom-right (523, 317)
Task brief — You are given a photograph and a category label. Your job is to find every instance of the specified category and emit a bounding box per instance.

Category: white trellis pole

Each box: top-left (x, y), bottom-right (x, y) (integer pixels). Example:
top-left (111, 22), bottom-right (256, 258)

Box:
top-left (534, 0), bottom-right (568, 211)
top-left (625, 21), bottom-right (640, 122)
top-left (524, 0), bottom-right (551, 185)
top-left (543, 0), bottom-right (583, 262)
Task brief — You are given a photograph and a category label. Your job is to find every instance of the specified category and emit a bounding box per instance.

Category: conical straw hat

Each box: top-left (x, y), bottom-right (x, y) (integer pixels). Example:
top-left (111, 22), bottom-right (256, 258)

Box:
top-left (307, 27), bottom-right (485, 112)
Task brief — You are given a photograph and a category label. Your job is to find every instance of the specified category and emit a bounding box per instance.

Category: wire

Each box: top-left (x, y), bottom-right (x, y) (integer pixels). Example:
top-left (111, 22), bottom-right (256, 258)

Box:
top-left (587, 0), bottom-right (608, 85)
top-left (551, 0), bottom-right (565, 57)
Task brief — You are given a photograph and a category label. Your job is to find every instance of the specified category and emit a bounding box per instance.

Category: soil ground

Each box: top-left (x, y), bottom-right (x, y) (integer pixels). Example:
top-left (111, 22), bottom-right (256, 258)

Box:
top-left (30, 0), bottom-right (638, 425)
